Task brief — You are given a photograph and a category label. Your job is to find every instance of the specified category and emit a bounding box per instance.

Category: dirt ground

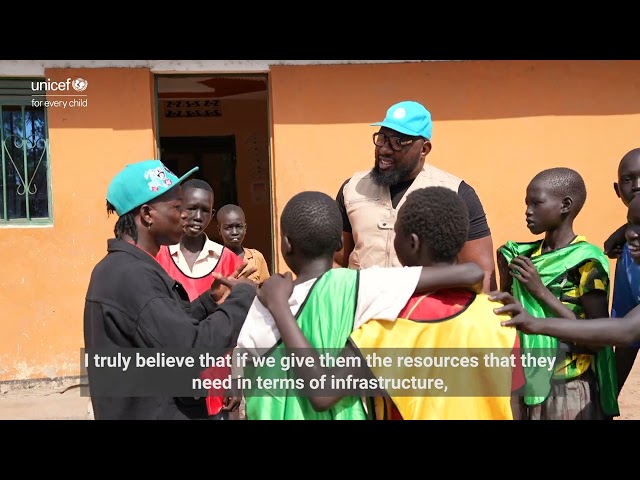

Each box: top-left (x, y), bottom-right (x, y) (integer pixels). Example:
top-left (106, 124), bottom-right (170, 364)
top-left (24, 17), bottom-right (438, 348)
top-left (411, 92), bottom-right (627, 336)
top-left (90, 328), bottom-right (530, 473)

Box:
top-left (614, 360), bottom-right (640, 420)
top-left (0, 377), bottom-right (93, 420)
top-left (2, 362), bottom-right (640, 420)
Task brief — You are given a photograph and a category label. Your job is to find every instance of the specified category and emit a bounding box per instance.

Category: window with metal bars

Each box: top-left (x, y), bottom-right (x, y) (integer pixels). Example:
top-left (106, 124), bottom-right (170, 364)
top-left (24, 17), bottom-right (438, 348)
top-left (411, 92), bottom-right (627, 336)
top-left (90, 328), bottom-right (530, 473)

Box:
top-left (0, 78), bottom-right (52, 224)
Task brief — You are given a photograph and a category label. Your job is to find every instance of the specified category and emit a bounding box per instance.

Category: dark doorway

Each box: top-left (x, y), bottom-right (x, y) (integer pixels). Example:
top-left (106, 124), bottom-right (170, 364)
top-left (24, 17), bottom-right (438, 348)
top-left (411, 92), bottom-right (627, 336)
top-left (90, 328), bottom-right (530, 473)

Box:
top-left (160, 135), bottom-right (237, 242)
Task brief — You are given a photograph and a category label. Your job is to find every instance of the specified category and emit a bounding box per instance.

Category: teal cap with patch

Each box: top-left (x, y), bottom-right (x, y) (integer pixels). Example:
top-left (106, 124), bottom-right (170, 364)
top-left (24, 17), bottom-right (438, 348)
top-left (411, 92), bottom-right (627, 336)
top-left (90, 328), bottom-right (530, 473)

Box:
top-left (371, 100), bottom-right (432, 140)
top-left (106, 160), bottom-right (198, 216)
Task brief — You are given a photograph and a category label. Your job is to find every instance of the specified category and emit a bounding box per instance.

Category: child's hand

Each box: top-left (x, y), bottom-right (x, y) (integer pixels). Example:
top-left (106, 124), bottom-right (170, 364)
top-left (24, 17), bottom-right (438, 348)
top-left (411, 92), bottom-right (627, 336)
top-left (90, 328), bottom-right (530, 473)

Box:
top-left (489, 290), bottom-right (525, 315)
top-left (508, 256), bottom-right (545, 298)
top-left (231, 261), bottom-right (258, 280)
top-left (211, 274), bottom-right (231, 303)
top-left (211, 273), bottom-right (257, 303)
top-left (489, 291), bottom-right (538, 333)
top-left (604, 224), bottom-right (627, 259)
top-left (257, 272), bottom-right (294, 312)
top-left (222, 377), bottom-right (243, 412)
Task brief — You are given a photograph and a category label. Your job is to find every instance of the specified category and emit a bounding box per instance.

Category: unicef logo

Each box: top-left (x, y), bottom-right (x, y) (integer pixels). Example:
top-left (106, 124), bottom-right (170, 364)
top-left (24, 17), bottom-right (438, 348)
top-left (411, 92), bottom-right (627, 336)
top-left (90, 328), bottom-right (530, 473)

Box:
top-left (72, 78), bottom-right (88, 92)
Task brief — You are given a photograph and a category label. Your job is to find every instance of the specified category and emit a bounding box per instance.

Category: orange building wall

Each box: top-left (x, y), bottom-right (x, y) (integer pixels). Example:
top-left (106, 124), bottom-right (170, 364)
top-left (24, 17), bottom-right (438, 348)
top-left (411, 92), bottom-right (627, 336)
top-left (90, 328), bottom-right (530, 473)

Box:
top-left (3, 60), bottom-right (640, 382)
top-left (157, 99), bottom-right (272, 269)
top-left (0, 68), bottom-right (157, 381)
top-left (268, 60), bottom-right (640, 281)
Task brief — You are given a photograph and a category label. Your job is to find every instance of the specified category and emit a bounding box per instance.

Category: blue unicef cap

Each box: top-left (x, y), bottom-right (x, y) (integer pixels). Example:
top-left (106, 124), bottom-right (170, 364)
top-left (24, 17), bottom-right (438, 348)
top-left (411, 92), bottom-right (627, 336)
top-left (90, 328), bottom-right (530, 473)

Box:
top-left (371, 101), bottom-right (432, 140)
top-left (106, 160), bottom-right (198, 216)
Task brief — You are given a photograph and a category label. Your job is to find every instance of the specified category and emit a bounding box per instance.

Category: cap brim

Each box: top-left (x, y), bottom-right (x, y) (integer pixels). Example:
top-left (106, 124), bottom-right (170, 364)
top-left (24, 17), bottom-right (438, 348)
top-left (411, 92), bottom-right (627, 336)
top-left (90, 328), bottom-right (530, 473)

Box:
top-left (176, 166), bottom-right (199, 184)
top-left (370, 121), bottom-right (421, 137)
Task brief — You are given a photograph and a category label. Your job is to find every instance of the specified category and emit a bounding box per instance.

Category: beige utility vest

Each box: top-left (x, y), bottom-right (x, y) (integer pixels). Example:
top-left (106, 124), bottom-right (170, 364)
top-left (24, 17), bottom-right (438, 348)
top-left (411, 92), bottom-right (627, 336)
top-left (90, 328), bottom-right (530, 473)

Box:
top-left (343, 164), bottom-right (462, 269)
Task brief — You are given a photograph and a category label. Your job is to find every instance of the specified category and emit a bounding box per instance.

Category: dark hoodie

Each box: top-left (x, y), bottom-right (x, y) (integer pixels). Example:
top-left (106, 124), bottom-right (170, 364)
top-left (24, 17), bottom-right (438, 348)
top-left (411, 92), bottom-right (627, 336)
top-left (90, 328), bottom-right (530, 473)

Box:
top-left (83, 238), bottom-right (256, 420)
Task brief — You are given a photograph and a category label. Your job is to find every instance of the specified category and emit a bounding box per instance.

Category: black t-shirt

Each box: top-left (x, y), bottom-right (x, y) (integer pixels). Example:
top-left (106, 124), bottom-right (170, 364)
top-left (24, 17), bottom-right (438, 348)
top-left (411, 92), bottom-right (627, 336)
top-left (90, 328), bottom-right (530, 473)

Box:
top-left (335, 176), bottom-right (491, 241)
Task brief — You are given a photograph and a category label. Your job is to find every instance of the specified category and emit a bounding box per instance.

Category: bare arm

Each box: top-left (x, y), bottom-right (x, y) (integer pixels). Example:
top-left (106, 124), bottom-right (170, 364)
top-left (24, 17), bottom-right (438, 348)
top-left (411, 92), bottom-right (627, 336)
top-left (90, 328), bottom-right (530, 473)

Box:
top-left (334, 231), bottom-right (484, 294)
top-left (516, 315), bottom-right (640, 346)
top-left (494, 292), bottom-right (640, 346)
top-left (579, 290), bottom-right (610, 353)
top-left (257, 262), bottom-right (483, 412)
top-left (604, 224), bottom-right (628, 259)
top-left (257, 273), bottom-right (370, 411)
top-left (334, 232), bottom-right (355, 268)
top-left (334, 180), bottom-right (354, 268)
top-left (532, 288), bottom-right (577, 319)
top-left (270, 300), bottom-right (368, 411)
top-left (417, 262), bottom-right (484, 294)
top-left (457, 236), bottom-right (496, 293)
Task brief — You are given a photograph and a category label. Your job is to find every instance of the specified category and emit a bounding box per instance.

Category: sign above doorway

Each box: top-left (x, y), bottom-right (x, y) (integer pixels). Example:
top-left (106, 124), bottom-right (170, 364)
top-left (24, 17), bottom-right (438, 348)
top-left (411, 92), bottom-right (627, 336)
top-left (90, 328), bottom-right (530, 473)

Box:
top-left (163, 100), bottom-right (221, 117)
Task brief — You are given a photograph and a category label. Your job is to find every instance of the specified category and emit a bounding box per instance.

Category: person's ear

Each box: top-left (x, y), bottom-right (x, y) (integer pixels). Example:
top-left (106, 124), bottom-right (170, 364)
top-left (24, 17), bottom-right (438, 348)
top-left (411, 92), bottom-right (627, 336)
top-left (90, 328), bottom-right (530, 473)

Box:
top-left (140, 204), bottom-right (153, 227)
top-left (561, 196), bottom-right (573, 214)
top-left (336, 237), bottom-right (343, 252)
top-left (410, 233), bottom-right (420, 255)
top-left (421, 140), bottom-right (432, 157)
top-left (281, 235), bottom-right (292, 255)
top-left (614, 182), bottom-right (621, 199)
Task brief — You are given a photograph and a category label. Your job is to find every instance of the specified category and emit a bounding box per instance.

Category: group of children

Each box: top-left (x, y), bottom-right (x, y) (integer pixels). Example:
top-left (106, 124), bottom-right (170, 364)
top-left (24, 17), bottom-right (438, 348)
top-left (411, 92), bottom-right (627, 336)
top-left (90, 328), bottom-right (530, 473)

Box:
top-left (153, 178), bottom-right (270, 419)
top-left (138, 146), bottom-right (640, 421)
top-left (238, 188), bottom-right (518, 420)
top-left (495, 148), bottom-right (640, 419)
top-left (233, 148), bottom-right (640, 421)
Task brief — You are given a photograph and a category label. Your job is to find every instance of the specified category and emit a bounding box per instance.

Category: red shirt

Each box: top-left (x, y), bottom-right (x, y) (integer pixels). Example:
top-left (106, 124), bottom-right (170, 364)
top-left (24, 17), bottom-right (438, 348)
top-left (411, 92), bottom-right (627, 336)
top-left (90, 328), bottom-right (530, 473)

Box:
top-left (156, 243), bottom-right (243, 301)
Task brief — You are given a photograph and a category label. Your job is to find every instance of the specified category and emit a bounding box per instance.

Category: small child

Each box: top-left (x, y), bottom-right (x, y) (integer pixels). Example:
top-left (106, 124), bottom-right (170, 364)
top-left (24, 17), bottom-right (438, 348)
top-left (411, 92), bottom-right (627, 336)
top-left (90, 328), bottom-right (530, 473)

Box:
top-left (496, 167), bottom-right (619, 420)
top-left (217, 204), bottom-right (271, 284)
top-left (233, 191), bottom-right (485, 420)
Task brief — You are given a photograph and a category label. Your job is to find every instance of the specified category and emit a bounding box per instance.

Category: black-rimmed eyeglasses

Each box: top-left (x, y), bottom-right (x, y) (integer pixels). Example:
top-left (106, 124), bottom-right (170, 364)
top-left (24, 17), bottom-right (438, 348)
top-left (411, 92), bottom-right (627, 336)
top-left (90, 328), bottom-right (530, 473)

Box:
top-left (372, 132), bottom-right (417, 152)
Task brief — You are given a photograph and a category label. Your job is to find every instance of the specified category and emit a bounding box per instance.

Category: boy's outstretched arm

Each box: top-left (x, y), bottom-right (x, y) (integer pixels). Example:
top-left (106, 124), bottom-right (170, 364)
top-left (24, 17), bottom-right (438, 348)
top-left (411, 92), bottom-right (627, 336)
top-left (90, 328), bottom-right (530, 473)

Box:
top-left (257, 273), bottom-right (372, 412)
top-left (416, 262), bottom-right (484, 294)
top-left (490, 291), bottom-right (640, 346)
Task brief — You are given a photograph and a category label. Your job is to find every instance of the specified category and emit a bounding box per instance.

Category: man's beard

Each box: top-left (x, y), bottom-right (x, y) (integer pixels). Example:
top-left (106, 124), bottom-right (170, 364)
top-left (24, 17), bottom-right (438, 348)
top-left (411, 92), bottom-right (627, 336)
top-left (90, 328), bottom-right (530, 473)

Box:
top-left (370, 159), bottom-right (419, 187)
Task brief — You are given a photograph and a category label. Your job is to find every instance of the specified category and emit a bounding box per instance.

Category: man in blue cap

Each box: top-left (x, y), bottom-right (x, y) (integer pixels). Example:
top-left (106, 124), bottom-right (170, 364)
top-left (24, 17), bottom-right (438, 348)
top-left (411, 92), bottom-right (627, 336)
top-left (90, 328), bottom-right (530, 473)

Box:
top-left (335, 100), bottom-right (496, 292)
top-left (84, 160), bottom-right (256, 420)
